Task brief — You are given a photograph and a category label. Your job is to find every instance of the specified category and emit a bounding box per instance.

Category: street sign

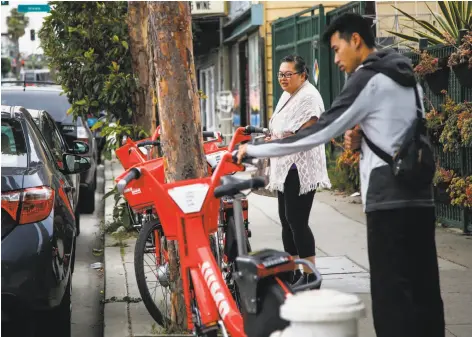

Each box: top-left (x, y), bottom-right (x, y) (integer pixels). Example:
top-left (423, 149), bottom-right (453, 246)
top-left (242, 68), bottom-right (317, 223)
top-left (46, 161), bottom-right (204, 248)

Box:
top-left (17, 4), bottom-right (50, 12)
top-left (1, 1), bottom-right (10, 6)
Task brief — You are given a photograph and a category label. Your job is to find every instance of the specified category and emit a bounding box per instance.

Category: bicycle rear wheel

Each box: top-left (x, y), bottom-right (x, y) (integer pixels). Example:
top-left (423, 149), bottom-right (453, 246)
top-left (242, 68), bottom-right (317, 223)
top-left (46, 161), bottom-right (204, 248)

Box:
top-left (134, 219), bottom-right (172, 328)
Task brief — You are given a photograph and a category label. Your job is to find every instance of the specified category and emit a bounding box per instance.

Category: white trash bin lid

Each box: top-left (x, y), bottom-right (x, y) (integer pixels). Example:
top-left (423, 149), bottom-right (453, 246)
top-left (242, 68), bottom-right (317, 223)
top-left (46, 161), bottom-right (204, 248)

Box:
top-left (281, 289), bottom-right (366, 322)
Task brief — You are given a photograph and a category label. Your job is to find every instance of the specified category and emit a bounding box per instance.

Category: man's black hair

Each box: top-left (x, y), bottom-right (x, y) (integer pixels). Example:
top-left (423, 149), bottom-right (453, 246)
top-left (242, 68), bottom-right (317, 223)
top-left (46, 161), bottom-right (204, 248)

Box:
top-left (280, 54), bottom-right (309, 78)
top-left (322, 13), bottom-right (375, 48)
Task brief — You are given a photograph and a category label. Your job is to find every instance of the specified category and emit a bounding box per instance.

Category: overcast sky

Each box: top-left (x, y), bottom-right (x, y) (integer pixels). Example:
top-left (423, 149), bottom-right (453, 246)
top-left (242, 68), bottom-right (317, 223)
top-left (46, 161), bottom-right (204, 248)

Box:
top-left (1, 0), bottom-right (49, 55)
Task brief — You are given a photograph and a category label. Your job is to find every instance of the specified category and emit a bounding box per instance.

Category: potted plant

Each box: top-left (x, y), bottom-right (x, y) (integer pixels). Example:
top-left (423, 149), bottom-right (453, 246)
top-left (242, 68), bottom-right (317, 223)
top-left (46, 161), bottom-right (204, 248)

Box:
top-left (439, 94), bottom-right (472, 152)
top-left (448, 31), bottom-right (472, 87)
top-left (414, 51), bottom-right (450, 94)
top-left (425, 107), bottom-right (445, 143)
top-left (457, 110), bottom-right (472, 147)
top-left (447, 175), bottom-right (472, 209)
top-left (433, 167), bottom-right (456, 203)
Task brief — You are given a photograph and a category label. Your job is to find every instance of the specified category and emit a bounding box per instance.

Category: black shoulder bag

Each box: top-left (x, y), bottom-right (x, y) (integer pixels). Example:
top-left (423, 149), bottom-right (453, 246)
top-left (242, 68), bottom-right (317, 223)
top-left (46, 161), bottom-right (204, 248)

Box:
top-left (362, 85), bottom-right (435, 189)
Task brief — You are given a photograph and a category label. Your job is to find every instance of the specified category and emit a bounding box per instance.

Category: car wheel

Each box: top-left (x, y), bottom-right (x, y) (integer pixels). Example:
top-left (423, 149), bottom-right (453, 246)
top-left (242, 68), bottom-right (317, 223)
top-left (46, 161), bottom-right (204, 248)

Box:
top-left (79, 184), bottom-right (95, 214)
top-left (36, 277), bottom-right (71, 337)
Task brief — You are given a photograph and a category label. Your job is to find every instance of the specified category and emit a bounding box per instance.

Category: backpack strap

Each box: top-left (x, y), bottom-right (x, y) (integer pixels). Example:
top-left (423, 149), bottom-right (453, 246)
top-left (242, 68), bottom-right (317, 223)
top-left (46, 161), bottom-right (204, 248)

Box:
top-left (361, 85), bottom-right (422, 165)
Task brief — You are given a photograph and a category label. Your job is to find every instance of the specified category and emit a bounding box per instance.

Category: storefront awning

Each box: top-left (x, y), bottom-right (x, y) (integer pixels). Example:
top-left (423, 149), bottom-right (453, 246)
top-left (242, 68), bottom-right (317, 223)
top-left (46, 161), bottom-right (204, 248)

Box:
top-left (223, 4), bottom-right (263, 44)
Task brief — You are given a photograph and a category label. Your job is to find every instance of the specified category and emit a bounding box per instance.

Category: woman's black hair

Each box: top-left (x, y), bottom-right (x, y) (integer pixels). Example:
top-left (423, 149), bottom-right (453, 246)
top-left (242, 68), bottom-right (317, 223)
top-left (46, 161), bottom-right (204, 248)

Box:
top-left (280, 55), bottom-right (309, 79)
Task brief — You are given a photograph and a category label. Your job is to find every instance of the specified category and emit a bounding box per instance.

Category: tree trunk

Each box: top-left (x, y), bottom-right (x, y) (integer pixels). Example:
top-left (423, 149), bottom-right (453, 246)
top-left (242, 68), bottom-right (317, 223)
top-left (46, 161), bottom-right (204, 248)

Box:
top-left (148, 1), bottom-right (207, 331)
top-left (127, 1), bottom-right (155, 135)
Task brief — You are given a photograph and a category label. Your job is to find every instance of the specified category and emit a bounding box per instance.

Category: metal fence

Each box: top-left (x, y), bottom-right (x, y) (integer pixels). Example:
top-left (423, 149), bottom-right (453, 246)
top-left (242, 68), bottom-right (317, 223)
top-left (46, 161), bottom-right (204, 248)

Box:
top-left (271, 5), bottom-right (326, 107)
top-left (403, 44), bottom-right (472, 233)
top-left (271, 1), bottom-right (366, 109)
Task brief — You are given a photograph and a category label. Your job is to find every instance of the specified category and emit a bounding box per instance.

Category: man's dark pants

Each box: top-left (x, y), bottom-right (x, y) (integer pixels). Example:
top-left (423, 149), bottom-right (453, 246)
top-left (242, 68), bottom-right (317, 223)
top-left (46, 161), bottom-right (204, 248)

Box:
top-left (366, 206), bottom-right (445, 337)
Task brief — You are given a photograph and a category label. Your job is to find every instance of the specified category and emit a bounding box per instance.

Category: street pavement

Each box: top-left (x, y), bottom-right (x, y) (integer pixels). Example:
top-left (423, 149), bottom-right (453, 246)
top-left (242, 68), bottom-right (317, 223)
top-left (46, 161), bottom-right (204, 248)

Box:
top-left (71, 164), bottom-right (105, 337)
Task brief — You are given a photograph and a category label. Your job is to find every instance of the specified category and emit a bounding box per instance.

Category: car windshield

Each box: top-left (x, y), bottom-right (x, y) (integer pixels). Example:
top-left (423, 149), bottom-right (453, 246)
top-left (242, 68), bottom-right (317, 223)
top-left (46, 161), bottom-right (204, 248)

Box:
top-left (1, 119), bottom-right (28, 168)
top-left (1, 90), bottom-right (76, 124)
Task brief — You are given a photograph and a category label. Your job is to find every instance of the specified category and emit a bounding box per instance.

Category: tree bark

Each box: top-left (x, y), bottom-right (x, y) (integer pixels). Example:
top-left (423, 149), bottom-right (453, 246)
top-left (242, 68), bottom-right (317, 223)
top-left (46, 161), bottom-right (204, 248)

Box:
top-left (127, 1), bottom-right (155, 135)
top-left (148, 1), bottom-right (207, 330)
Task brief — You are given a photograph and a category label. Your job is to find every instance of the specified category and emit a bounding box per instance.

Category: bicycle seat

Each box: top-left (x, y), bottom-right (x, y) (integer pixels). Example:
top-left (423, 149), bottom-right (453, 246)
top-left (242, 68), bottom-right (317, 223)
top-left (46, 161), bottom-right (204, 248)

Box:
top-left (214, 176), bottom-right (266, 198)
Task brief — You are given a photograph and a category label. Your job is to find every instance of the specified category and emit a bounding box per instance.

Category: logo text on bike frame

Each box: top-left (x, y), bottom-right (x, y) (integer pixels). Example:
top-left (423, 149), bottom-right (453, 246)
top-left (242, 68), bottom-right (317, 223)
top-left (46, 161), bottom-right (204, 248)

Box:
top-left (201, 261), bottom-right (230, 319)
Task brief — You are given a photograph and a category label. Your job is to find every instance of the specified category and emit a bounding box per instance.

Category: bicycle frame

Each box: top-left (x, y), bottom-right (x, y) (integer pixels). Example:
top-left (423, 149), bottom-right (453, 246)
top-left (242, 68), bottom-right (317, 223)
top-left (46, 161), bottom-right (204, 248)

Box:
top-left (118, 147), bottom-right (297, 336)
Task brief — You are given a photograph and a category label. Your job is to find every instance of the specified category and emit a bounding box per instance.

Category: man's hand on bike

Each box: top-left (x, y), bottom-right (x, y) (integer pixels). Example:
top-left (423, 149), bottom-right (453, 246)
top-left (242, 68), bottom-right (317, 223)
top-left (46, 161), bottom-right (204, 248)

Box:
top-left (344, 128), bottom-right (362, 151)
top-left (237, 143), bottom-right (248, 164)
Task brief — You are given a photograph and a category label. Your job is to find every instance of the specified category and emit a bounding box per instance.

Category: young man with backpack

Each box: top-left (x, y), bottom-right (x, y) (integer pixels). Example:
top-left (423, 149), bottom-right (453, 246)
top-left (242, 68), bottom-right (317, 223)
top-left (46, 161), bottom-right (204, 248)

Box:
top-left (237, 13), bottom-right (444, 337)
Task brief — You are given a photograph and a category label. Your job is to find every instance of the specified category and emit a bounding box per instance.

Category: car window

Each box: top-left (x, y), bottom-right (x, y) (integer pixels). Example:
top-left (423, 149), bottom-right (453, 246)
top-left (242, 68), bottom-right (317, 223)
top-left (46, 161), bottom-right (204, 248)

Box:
top-left (1, 91), bottom-right (74, 123)
top-left (41, 113), bottom-right (64, 166)
top-left (1, 119), bottom-right (28, 168)
top-left (24, 73), bottom-right (35, 81)
top-left (24, 116), bottom-right (56, 167)
top-left (36, 72), bottom-right (52, 82)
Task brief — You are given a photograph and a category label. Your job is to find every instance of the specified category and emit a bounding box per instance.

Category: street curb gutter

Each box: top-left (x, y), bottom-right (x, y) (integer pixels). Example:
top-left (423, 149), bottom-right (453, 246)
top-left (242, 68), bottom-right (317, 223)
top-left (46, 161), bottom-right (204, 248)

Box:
top-left (104, 155), bottom-right (131, 337)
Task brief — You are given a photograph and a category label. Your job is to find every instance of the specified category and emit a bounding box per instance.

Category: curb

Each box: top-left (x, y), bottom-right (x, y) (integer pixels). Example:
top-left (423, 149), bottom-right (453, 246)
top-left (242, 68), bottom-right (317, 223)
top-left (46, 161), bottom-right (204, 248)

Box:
top-left (103, 156), bottom-right (131, 337)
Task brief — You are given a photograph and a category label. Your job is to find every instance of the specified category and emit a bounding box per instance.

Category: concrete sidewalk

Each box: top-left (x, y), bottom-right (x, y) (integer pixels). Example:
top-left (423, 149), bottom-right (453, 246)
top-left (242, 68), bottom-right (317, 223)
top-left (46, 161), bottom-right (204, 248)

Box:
top-left (102, 159), bottom-right (472, 337)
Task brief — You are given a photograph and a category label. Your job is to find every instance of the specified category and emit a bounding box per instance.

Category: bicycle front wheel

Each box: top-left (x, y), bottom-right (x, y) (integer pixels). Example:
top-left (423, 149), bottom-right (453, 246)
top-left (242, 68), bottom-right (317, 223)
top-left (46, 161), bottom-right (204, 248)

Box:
top-left (134, 219), bottom-right (172, 328)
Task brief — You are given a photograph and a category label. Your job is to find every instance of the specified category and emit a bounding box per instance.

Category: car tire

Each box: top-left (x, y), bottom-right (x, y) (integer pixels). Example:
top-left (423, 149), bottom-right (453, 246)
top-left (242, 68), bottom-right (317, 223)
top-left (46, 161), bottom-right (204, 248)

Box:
top-left (80, 184), bottom-right (95, 214)
top-left (36, 277), bottom-right (72, 337)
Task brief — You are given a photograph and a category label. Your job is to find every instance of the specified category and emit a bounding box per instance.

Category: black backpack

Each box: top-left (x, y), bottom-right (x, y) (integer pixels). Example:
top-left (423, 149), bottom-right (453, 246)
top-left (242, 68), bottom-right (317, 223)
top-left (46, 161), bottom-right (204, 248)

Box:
top-left (361, 85), bottom-right (435, 189)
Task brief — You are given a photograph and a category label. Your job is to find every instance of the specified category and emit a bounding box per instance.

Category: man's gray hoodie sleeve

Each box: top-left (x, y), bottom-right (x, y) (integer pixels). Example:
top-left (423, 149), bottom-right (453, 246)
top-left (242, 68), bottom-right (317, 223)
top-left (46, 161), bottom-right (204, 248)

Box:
top-left (246, 68), bottom-right (378, 158)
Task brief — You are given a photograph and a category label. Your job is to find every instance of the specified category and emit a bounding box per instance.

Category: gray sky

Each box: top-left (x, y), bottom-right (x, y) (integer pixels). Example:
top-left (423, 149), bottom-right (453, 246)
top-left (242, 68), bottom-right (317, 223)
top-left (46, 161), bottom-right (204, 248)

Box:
top-left (1, 0), bottom-right (49, 55)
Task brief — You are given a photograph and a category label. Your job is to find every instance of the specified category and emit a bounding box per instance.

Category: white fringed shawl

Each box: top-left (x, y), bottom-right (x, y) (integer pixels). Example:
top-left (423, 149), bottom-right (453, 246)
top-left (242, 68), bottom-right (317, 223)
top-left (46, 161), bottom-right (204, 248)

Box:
top-left (268, 80), bottom-right (332, 195)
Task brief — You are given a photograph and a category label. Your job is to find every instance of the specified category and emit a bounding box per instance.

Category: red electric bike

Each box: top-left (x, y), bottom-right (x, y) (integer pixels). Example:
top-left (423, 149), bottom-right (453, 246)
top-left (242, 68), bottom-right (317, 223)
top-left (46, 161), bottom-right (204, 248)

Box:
top-left (114, 125), bottom-right (269, 326)
top-left (116, 144), bottom-right (322, 337)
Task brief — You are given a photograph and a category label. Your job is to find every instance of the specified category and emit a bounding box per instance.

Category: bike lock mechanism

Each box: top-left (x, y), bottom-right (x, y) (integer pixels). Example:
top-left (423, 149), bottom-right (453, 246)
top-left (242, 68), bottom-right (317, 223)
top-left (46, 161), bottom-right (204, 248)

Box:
top-left (291, 259), bottom-right (323, 292)
top-left (117, 168), bottom-right (141, 194)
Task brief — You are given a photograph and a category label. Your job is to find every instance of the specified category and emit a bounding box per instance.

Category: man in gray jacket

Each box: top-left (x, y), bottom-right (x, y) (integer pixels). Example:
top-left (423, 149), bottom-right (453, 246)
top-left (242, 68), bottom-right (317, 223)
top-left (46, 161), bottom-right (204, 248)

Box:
top-left (237, 13), bottom-right (444, 337)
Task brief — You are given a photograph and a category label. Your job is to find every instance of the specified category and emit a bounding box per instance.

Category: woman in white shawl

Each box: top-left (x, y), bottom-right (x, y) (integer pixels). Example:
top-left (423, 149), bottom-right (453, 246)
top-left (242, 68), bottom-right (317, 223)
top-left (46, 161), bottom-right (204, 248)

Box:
top-left (268, 55), bottom-right (331, 287)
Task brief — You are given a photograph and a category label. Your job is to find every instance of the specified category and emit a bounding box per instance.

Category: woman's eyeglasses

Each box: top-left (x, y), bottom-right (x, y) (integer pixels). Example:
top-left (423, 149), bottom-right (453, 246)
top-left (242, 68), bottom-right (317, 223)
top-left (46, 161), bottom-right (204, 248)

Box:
top-left (277, 72), bottom-right (300, 79)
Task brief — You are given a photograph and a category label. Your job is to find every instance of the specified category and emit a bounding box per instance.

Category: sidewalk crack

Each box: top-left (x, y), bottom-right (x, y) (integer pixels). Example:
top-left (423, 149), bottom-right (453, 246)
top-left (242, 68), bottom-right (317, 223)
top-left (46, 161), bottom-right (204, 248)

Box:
top-left (120, 246), bottom-right (134, 337)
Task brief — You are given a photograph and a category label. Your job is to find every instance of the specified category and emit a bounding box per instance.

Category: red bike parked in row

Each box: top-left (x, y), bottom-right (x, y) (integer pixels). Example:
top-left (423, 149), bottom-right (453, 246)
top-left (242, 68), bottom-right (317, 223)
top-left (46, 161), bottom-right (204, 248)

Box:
top-left (114, 125), bottom-right (269, 326)
top-left (116, 130), bottom-right (322, 337)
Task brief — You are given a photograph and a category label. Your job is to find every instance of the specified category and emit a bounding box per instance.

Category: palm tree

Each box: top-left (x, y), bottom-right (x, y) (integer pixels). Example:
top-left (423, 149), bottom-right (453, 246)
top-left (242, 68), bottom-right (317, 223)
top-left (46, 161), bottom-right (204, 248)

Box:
top-left (7, 8), bottom-right (30, 60)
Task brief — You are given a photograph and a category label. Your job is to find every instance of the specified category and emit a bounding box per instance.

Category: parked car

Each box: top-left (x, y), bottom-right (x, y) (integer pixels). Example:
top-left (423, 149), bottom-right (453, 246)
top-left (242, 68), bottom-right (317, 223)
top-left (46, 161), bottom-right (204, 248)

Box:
top-left (1, 105), bottom-right (90, 337)
top-left (1, 84), bottom-right (98, 213)
top-left (27, 108), bottom-right (90, 235)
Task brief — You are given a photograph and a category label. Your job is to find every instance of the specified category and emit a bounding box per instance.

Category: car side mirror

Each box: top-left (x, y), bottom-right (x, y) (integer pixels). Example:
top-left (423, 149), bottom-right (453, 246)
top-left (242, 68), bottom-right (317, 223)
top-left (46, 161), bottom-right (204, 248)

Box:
top-left (62, 154), bottom-right (91, 174)
top-left (70, 140), bottom-right (89, 155)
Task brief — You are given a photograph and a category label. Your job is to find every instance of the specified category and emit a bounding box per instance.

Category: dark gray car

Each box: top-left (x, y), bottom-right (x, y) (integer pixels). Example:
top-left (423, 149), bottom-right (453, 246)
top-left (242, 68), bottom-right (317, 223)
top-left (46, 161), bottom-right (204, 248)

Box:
top-left (1, 105), bottom-right (91, 337)
top-left (1, 86), bottom-right (98, 214)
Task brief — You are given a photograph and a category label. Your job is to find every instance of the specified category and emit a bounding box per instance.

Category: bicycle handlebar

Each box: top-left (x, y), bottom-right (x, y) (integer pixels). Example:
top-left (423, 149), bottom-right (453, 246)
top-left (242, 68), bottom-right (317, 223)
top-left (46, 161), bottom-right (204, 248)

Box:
top-left (117, 168), bottom-right (141, 194)
top-left (213, 176), bottom-right (266, 198)
top-left (137, 140), bottom-right (160, 147)
top-left (244, 125), bottom-right (269, 135)
top-left (202, 131), bottom-right (220, 138)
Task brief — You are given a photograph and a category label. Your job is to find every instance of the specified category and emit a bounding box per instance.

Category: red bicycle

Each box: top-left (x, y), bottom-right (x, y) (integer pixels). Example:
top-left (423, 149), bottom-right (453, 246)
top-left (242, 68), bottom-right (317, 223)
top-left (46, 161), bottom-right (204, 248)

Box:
top-left (116, 147), bottom-right (321, 337)
top-left (114, 125), bottom-right (269, 326)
